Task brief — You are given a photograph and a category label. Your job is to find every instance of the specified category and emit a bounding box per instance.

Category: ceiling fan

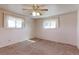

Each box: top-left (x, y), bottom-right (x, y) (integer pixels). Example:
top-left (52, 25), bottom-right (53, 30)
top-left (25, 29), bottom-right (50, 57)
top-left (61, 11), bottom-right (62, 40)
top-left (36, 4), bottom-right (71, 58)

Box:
top-left (23, 4), bottom-right (48, 16)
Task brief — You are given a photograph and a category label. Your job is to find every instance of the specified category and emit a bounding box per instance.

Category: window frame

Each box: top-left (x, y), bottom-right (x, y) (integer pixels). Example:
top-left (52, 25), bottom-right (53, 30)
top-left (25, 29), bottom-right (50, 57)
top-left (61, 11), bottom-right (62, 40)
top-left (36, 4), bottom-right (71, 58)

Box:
top-left (43, 18), bottom-right (59, 29)
top-left (4, 14), bottom-right (25, 29)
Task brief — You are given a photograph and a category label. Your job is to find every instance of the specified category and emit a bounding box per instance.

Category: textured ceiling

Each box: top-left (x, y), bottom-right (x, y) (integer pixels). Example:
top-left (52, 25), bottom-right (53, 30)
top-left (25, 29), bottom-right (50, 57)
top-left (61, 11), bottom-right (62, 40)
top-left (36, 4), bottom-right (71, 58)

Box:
top-left (0, 4), bottom-right (78, 18)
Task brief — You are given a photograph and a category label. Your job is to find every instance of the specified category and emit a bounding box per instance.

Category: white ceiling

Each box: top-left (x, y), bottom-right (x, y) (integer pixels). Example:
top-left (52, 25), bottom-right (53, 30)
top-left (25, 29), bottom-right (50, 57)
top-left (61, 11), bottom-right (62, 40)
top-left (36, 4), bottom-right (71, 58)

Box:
top-left (0, 4), bottom-right (79, 18)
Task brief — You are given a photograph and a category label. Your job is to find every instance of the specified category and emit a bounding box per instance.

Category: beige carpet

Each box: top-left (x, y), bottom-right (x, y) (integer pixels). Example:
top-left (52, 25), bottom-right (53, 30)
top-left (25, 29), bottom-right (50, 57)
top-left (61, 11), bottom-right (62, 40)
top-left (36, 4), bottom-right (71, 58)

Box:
top-left (0, 38), bottom-right (79, 55)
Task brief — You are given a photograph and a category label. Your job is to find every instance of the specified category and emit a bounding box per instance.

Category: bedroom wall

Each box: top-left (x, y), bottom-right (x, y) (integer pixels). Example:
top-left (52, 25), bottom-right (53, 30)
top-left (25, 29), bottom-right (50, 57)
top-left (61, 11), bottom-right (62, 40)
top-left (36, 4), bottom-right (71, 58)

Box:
top-left (77, 10), bottom-right (79, 48)
top-left (34, 12), bottom-right (77, 46)
top-left (0, 10), bottom-right (34, 48)
top-left (0, 9), bottom-right (77, 47)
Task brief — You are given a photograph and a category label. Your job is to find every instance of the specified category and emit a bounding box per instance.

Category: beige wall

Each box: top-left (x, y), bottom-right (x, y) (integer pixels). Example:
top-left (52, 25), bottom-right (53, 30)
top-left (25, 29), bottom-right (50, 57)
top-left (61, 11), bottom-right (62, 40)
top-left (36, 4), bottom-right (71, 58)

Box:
top-left (34, 12), bottom-right (77, 46)
top-left (77, 10), bottom-right (79, 48)
top-left (0, 11), bottom-right (3, 28)
top-left (0, 10), bottom-right (34, 47)
top-left (0, 9), bottom-right (77, 47)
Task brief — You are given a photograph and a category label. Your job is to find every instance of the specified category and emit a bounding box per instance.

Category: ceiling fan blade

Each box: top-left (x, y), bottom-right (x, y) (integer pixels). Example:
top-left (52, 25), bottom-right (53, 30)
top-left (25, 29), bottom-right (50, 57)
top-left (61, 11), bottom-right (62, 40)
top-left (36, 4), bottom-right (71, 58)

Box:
top-left (23, 9), bottom-right (48, 11)
top-left (40, 9), bottom-right (48, 11)
top-left (23, 9), bottom-right (32, 10)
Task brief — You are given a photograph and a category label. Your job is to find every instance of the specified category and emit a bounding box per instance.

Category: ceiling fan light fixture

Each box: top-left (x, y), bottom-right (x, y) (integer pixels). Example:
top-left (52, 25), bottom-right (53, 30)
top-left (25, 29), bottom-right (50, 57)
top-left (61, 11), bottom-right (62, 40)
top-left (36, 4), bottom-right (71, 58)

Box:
top-left (36, 12), bottom-right (41, 16)
top-left (23, 4), bottom-right (48, 16)
top-left (32, 11), bottom-right (41, 16)
top-left (32, 11), bottom-right (37, 16)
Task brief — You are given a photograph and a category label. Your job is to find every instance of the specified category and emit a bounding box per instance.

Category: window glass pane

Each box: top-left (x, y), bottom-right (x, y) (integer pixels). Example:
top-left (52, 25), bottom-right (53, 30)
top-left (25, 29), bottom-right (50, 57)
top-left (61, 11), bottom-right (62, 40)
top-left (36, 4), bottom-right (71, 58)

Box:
top-left (16, 18), bottom-right (23, 28)
top-left (43, 20), bottom-right (51, 29)
top-left (43, 19), bottom-right (57, 29)
top-left (7, 16), bottom-right (16, 28)
top-left (50, 20), bottom-right (56, 28)
top-left (5, 15), bottom-right (24, 29)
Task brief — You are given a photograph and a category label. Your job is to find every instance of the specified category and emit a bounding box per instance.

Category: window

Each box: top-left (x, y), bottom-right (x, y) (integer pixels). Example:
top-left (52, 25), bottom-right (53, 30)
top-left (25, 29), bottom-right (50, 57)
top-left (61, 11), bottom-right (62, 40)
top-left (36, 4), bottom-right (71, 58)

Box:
top-left (5, 15), bottom-right (24, 28)
top-left (16, 18), bottom-right (23, 28)
top-left (43, 19), bottom-right (58, 29)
